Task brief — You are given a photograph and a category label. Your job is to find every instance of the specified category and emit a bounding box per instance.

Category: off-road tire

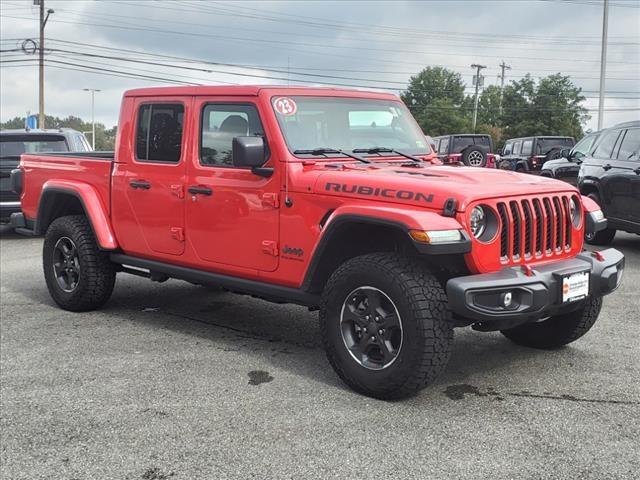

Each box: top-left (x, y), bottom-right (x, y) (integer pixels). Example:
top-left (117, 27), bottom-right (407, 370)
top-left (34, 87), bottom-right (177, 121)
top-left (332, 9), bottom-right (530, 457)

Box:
top-left (461, 146), bottom-right (487, 167)
top-left (585, 193), bottom-right (616, 245)
top-left (43, 215), bottom-right (116, 312)
top-left (320, 253), bottom-right (453, 399)
top-left (501, 296), bottom-right (602, 349)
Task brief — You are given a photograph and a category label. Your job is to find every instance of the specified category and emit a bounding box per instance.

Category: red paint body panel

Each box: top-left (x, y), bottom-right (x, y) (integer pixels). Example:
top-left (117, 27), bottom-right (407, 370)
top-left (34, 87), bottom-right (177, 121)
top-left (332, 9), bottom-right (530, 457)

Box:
top-left (19, 155), bottom-right (116, 249)
top-left (19, 85), bottom-right (589, 290)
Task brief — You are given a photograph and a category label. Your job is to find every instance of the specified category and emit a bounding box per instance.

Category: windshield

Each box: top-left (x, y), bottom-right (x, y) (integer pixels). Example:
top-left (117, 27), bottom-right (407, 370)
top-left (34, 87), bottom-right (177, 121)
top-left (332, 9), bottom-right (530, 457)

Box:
top-left (536, 138), bottom-right (574, 154)
top-left (572, 134), bottom-right (597, 157)
top-left (272, 96), bottom-right (431, 157)
top-left (451, 135), bottom-right (491, 153)
top-left (0, 135), bottom-right (68, 157)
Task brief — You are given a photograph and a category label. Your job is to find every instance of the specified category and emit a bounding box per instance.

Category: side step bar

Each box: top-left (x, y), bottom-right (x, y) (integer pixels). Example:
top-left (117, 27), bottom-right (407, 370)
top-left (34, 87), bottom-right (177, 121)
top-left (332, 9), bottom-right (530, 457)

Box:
top-left (110, 253), bottom-right (320, 307)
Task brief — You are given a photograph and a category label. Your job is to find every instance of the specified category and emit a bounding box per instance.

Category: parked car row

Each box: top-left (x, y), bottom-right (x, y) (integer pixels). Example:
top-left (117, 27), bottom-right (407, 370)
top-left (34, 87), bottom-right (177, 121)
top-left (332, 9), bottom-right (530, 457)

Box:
top-left (499, 136), bottom-right (576, 172)
top-left (0, 128), bottom-right (91, 223)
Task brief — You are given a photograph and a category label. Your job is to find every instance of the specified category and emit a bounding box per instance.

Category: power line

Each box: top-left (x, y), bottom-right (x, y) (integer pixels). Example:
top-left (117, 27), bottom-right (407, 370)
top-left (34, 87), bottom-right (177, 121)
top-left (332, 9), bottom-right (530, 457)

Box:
top-left (44, 37), bottom-right (639, 77)
top-left (2, 13), bottom-right (638, 67)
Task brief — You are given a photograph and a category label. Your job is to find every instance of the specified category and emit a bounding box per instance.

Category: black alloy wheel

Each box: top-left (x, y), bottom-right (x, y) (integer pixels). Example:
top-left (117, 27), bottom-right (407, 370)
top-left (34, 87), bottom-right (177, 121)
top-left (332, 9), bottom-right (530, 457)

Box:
top-left (340, 286), bottom-right (403, 370)
top-left (53, 236), bottom-right (81, 292)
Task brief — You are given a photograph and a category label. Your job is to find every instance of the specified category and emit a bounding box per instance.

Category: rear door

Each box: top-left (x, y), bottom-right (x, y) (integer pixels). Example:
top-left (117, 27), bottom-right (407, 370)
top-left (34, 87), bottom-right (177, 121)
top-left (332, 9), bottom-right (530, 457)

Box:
top-left (185, 97), bottom-right (280, 272)
top-left (114, 99), bottom-right (188, 257)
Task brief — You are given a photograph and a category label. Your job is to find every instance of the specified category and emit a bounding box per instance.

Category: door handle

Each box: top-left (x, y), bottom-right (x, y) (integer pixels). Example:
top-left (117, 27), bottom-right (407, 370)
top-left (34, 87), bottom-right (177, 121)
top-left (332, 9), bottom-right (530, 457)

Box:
top-left (602, 164), bottom-right (612, 171)
top-left (129, 180), bottom-right (151, 190)
top-left (188, 185), bottom-right (213, 196)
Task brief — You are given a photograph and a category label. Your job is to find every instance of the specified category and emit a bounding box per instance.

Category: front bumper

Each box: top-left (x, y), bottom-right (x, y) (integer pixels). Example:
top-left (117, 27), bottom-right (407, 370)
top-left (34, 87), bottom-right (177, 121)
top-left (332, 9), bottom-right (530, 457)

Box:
top-left (446, 249), bottom-right (624, 328)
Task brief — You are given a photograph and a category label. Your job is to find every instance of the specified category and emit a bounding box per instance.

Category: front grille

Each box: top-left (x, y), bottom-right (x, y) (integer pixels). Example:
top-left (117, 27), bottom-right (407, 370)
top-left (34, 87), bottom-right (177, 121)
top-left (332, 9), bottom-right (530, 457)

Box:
top-left (496, 194), bottom-right (574, 264)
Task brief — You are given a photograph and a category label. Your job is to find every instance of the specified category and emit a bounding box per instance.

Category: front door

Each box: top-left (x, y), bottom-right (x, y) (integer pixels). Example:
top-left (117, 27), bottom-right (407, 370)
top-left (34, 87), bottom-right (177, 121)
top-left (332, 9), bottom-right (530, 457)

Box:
top-left (607, 127), bottom-right (640, 224)
top-left (185, 99), bottom-right (279, 272)
top-left (114, 99), bottom-right (188, 257)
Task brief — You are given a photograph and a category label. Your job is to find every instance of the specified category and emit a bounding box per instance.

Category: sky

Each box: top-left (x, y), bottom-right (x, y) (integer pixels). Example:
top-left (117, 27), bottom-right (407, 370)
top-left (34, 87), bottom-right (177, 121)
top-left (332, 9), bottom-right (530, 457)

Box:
top-left (1, 0), bottom-right (639, 132)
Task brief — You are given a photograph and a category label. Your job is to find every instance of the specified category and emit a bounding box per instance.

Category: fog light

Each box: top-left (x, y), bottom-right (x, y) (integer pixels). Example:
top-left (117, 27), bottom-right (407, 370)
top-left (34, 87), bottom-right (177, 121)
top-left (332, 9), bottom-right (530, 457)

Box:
top-left (501, 291), bottom-right (513, 308)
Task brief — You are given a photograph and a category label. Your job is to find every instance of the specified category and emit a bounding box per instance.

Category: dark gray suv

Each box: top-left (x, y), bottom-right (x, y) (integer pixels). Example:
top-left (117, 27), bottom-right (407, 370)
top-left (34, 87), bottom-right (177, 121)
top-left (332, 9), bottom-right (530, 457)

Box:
top-left (1, 128), bottom-right (91, 223)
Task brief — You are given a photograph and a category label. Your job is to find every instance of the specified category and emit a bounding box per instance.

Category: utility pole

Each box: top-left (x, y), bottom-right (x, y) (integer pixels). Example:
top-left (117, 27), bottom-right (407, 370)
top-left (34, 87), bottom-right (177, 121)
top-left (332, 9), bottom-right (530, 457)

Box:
top-left (83, 88), bottom-right (101, 149)
top-left (36, 0), bottom-right (54, 129)
top-left (471, 63), bottom-right (487, 133)
top-left (498, 61), bottom-right (511, 115)
top-left (598, 0), bottom-right (609, 130)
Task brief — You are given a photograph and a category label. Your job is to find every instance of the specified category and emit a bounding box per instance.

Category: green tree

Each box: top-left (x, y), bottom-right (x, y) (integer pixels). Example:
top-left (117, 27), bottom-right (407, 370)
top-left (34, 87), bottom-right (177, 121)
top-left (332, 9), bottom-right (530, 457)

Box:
top-left (476, 85), bottom-right (503, 128)
top-left (499, 74), bottom-right (587, 139)
top-left (401, 67), bottom-right (469, 135)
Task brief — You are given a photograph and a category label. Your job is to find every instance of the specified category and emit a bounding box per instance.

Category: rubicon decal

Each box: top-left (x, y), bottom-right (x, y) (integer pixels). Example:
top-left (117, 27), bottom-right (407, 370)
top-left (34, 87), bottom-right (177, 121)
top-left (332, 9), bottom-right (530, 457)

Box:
top-left (325, 183), bottom-right (434, 203)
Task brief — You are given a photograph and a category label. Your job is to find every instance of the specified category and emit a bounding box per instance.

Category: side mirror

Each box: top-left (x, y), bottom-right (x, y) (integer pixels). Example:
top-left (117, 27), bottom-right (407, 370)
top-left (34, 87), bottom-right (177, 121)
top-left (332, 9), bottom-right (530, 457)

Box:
top-left (232, 136), bottom-right (272, 177)
top-left (560, 148), bottom-right (571, 159)
top-left (503, 148), bottom-right (511, 156)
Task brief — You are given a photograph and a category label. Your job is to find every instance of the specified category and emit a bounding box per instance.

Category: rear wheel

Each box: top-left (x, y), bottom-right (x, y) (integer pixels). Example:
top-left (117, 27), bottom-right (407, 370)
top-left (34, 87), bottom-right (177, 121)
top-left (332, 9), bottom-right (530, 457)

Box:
top-left (461, 146), bottom-right (487, 167)
top-left (43, 215), bottom-right (116, 312)
top-left (585, 193), bottom-right (616, 245)
top-left (320, 253), bottom-right (453, 399)
top-left (501, 296), bottom-right (602, 349)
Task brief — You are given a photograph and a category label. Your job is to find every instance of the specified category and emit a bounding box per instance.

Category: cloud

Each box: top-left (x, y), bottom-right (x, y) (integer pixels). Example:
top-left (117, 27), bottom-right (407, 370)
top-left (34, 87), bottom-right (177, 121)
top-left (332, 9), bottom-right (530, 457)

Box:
top-left (1, 0), bottom-right (638, 130)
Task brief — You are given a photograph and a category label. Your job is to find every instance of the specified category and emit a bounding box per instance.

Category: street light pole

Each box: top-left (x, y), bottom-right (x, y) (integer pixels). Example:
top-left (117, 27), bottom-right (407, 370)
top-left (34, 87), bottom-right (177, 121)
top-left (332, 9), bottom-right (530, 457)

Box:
top-left (37, 0), bottom-right (54, 129)
top-left (471, 64), bottom-right (487, 133)
top-left (83, 88), bottom-right (101, 149)
top-left (598, 0), bottom-right (609, 130)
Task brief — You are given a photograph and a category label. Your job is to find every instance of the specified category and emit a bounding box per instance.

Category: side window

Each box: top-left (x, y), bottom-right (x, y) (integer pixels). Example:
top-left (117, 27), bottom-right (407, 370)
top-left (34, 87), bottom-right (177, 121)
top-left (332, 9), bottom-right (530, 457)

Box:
top-left (440, 137), bottom-right (449, 154)
top-left (616, 128), bottom-right (640, 161)
top-left (513, 141), bottom-right (522, 155)
top-left (136, 103), bottom-right (184, 163)
top-left (592, 129), bottom-right (621, 160)
top-left (521, 140), bottom-right (533, 156)
top-left (200, 104), bottom-right (264, 166)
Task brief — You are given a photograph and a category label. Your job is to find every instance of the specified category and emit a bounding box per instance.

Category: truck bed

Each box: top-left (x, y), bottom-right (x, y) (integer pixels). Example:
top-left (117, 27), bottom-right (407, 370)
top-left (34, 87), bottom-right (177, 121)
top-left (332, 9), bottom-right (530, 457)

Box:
top-left (19, 153), bottom-right (114, 223)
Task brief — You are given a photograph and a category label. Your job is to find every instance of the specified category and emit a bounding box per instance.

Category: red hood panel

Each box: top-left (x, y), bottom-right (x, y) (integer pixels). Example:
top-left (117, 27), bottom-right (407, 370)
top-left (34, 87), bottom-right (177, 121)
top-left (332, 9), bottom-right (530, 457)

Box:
top-left (311, 164), bottom-right (577, 211)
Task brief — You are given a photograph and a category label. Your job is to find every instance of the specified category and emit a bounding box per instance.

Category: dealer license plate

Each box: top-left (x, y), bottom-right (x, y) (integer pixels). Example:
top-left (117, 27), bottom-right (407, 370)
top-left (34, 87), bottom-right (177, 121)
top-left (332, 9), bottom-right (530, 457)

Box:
top-left (562, 271), bottom-right (590, 303)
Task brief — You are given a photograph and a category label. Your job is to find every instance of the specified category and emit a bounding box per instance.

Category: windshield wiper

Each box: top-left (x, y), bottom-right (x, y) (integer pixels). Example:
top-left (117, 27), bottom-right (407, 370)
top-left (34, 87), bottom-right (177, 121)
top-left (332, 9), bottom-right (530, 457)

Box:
top-left (352, 147), bottom-right (423, 163)
top-left (293, 148), bottom-right (371, 164)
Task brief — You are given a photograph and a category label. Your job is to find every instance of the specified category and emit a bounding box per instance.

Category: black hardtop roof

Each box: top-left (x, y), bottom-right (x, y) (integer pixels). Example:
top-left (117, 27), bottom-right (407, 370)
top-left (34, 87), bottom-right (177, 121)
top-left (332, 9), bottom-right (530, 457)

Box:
top-left (504, 135), bottom-right (574, 142)
top-left (433, 133), bottom-right (491, 139)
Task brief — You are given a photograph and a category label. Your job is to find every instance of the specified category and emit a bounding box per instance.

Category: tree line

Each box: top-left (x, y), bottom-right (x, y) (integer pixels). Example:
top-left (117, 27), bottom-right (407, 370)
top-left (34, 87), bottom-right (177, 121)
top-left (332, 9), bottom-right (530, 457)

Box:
top-left (401, 67), bottom-right (588, 149)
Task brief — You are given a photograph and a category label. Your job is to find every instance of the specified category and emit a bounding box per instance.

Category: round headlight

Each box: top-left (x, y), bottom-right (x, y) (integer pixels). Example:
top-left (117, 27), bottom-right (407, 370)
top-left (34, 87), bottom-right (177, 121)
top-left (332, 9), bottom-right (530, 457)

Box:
top-left (569, 197), bottom-right (581, 227)
top-left (470, 206), bottom-right (487, 238)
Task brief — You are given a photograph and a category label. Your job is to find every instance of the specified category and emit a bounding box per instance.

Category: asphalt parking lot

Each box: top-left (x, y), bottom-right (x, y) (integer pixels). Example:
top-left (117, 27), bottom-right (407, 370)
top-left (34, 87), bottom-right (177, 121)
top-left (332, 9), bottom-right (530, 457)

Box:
top-left (1, 228), bottom-right (638, 480)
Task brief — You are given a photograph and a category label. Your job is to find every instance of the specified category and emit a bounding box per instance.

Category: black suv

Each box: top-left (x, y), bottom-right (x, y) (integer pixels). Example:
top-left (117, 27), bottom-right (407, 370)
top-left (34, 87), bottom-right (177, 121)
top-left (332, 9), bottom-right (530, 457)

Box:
top-left (500, 136), bottom-right (575, 172)
top-left (578, 121), bottom-right (640, 245)
top-left (432, 134), bottom-right (497, 168)
top-left (1, 128), bottom-right (91, 223)
top-left (540, 131), bottom-right (601, 186)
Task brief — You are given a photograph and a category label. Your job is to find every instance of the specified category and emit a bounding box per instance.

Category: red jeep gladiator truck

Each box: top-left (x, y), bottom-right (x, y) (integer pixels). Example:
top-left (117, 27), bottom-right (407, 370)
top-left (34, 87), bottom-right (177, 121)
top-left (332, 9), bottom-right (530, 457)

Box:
top-left (11, 86), bottom-right (624, 399)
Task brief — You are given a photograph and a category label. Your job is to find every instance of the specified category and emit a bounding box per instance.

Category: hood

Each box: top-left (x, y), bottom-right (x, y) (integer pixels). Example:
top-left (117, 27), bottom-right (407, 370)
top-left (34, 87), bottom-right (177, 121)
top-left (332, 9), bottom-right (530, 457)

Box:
top-left (311, 163), bottom-right (578, 212)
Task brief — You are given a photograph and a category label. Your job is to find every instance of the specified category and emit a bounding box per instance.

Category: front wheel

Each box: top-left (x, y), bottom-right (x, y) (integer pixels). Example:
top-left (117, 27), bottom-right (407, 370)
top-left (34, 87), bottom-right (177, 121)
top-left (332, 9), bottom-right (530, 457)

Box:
top-left (501, 296), bottom-right (602, 349)
top-left (320, 253), bottom-right (453, 399)
top-left (43, 215), bottom-right (116, 312)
